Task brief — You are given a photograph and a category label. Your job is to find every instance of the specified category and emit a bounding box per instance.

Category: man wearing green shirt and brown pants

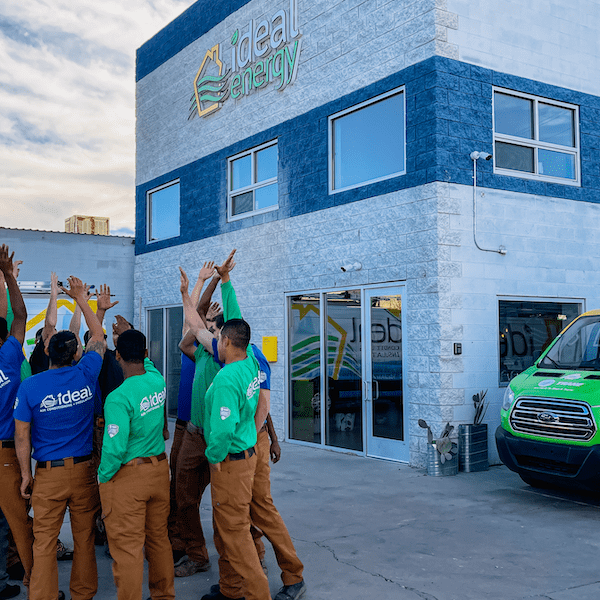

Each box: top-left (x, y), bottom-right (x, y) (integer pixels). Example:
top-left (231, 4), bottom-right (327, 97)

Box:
top-left (98, 329), bottom-right (175, 600)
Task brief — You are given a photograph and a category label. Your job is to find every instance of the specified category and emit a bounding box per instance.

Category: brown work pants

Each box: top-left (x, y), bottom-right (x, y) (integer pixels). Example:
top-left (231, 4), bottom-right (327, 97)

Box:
top-left (170, 424), bottom-right (210, 564)
top-left (167, 419), bottom-right (186, 554)
top-left (0, 447), bottom-right (33, 587)
top-left (30, 458), bottom-right (100, 600)
top-left (211, 451), bottom-right (271, 600)
top-left (100, 458), bottom-right (174, 600)
top-left (217, 431), bottom-right (304, 598)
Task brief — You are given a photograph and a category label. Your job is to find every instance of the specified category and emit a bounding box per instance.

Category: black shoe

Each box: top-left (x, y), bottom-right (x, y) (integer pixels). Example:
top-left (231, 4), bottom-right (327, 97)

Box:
top-left (201, 585), bottom-right (245, 600)
top-left (173, 548), bottom-right (187, 565)
top-left (58, 591), bottom-right (66, 600)
top-left (0, 584), bottom-right (20, 599)
top-left (6, 562), bottom-right (24, 581)
top-left (274, 580), bottom-right (307, 600)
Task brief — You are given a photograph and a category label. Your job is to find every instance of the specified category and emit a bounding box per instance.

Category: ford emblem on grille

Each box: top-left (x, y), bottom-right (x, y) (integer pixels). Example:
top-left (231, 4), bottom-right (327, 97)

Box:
top-left (538, 411), bottom-right (558, 423)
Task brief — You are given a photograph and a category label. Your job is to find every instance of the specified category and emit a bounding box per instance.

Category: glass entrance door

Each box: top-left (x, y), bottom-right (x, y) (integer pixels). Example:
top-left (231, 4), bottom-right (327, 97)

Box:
top-left (364, 288), bottom-right (407, 461)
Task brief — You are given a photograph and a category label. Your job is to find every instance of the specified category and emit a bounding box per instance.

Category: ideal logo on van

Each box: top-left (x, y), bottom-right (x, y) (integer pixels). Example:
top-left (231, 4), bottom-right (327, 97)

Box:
top-left (189, 0), bottom-right (302, 119)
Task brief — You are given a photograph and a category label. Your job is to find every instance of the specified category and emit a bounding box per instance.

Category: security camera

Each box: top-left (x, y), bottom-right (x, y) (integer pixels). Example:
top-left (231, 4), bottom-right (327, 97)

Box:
top-left (470, 151), bottom-right (492, 161)
top-left (340, 262), bottom-right (362, 272)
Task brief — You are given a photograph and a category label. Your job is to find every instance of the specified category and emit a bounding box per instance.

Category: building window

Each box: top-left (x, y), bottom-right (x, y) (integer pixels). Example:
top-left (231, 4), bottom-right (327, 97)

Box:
top-left (147, 180), bottom-right (180, 242)
top-left (228, 141), bottom-right (278, 220)
top-left (329, 88), bottom-right (405, 193)
top-left (499, 299), bottom-right (581, 385)
top-left (147, 306), bottom-right (183, 417)
top-left (493, 89), bottom-right (580, 185)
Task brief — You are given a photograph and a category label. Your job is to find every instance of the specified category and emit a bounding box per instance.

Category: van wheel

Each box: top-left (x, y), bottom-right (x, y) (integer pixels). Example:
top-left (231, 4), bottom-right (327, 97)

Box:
top-left (519, 473), bottom-right (552, 489)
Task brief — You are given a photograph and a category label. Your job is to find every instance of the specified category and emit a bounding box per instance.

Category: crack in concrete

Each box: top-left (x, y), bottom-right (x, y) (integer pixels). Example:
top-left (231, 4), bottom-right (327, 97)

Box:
top-left (309, 538), bottom-right (439, 600)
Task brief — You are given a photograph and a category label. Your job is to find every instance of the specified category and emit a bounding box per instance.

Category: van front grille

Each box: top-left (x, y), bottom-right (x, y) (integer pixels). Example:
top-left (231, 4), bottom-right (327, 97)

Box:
top-left (510, 397), bottom-right (596, 441)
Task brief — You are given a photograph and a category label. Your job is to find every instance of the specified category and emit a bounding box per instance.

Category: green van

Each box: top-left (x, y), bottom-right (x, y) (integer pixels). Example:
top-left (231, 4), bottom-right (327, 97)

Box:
top-left (496, 309), bottom-right (600, 490)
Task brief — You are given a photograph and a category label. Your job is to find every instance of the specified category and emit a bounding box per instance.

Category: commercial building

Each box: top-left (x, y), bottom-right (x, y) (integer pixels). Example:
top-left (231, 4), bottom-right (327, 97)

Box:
top-left (65, 215), bottom-right (110, 236)
top-left (134, 0), bottom-right (600, 465)
top-left (0, 227), bottom-right (134, 356)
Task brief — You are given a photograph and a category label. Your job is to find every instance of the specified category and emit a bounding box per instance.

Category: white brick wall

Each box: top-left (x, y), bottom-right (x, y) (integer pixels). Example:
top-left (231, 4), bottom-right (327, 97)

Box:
top-left (447, 0), bottom-right (600, 95)
top-left (137, 0), bottom-right (459, 184)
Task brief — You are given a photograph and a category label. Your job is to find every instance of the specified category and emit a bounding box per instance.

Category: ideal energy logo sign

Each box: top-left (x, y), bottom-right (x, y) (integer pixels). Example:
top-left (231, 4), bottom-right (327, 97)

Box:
top-left (189, 0), bottom-right (302, 119)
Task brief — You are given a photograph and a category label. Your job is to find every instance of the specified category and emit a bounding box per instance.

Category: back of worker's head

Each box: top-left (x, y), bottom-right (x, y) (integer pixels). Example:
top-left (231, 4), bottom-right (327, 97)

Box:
top-left (220, 319), bottom-right (251, 349)
top-left (116, 329), bottom-right (146, 363)
top-left (48, 331), bottom-right (78, 367)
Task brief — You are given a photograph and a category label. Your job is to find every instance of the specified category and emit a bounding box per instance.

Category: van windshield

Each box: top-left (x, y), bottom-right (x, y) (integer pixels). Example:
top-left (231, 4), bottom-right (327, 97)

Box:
top-left (540, 315), bottom-right (600, 370)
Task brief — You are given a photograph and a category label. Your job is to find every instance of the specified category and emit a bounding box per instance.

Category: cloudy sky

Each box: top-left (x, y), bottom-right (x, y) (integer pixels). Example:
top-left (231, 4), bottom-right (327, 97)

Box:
top-left (0, 0), bottom-right (195, 236)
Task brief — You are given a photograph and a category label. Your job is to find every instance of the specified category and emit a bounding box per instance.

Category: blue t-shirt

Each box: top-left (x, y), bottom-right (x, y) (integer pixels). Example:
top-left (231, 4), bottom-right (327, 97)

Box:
top-left (213, 341), bottom-right (271, 390)
top-left (14, 351), bottom-right (103, 461)
top-left (0, 336), bottom-right (25, 440)
top-left (177, 352), bottom-right (195, 422)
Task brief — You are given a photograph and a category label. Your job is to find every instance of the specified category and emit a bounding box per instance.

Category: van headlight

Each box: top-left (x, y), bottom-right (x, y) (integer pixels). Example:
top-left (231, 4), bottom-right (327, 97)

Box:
top-left (502, 386), bottom-right (515, 412)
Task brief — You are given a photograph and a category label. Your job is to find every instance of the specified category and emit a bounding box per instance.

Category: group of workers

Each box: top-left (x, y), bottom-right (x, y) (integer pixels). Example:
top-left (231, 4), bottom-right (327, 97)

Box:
top-left (0, 243), bottom-right (306, 600)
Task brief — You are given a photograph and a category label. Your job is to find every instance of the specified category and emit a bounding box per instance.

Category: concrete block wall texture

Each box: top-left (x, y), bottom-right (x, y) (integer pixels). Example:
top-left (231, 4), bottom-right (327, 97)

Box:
top-left (136, 54), bottom-right (600, 256)
top-left (443, 182), bottom-right (600, 464)
top-left (0, 228), bottom-right (135, 335)
top-left (447, 0), bottom-right (600, 96)
top-left (135, 182), bottom-right (453, 466)
top-left (136, 0), bottom-right (459, 185)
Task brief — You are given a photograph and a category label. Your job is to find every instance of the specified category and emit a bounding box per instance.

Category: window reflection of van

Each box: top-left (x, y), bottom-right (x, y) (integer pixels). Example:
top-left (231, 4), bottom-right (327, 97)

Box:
top-left (496, 309), bottom-right (600, 490)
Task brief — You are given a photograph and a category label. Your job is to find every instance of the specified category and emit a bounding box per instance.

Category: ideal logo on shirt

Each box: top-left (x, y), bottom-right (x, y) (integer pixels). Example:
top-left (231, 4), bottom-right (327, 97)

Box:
top-left (246, 375), bottom-right (260, 399)
top-left (140, 388), bottom-right (166, 416)
top-left (0, 370), bottom-right (10, 390)
top-left (40, 386), bottom-right (93, 412)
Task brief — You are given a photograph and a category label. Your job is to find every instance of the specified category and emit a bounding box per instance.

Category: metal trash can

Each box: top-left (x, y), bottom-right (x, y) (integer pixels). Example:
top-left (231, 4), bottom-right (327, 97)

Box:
top-left (427, 442), bottom-right (458, 476)
top-left (458, 424), bottom-right (489, 472)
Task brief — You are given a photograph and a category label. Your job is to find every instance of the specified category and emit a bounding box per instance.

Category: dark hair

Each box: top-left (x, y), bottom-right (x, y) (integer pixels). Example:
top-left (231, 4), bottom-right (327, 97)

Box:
top-left (35, 327), bottom-right (44, 342)
top-left (214, 313), bottom-right (225, 330)
top-left (83, 330), bottom-right (91, 346)
top-left (0, 317), bottom-right (7, 342)
top-left (48, 331), bottom-right (78, 367)
top-left (220, 318), bottom-right (251, 350)
top-left (116, 329), bottom-right (146, 363)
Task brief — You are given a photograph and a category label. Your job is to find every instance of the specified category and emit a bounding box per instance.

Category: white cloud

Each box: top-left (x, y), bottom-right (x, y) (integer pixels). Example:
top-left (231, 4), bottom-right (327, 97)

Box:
top-left (0, 0), bottom-right (195, 234)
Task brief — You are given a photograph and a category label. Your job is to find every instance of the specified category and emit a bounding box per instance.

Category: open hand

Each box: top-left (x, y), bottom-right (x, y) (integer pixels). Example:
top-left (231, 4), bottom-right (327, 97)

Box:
top-left (0, 245), bottom-right (15, 276)
top-left (179, 267), bottom-right (190, 296)
top-left (215, 249), bottom-right (237, 278)
top-left (97, 284), bottom-right (119, 311)
top-left (198, 261), bottom-right (215, 281)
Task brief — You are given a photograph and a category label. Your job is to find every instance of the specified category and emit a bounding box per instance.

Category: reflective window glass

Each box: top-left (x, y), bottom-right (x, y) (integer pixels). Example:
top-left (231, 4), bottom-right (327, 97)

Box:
top-left (495, 142), bottom-right (534, 173)
top-left (539, 103), bottom-right (575, 147)
top-left (231, 155), bottom-right (252, 191)
top-left (255, 183), bottom-right (278, 210)
top-left (332, 91), bottom-right (405, 191)
top-left (256, 145), bottom-right (278, 182)
top-left (499, 300), bottom-right (580, 385)
top-left (289, 294), bottom-right (321, 444)
top-left (232, 192), bottom-right (254, 215)
top-left (538, 149), bottom-right (576, 180)
top-left (228, 142), bottom-right (278, 220)
top-left (494, 93), bottom-right (533, 139)
top-left (148, 182), bottom-right (180, 242)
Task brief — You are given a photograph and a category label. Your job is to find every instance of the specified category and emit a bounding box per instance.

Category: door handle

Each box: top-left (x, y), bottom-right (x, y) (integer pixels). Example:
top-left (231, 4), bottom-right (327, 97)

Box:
top-left (373, 379), bottom-right (380, 400)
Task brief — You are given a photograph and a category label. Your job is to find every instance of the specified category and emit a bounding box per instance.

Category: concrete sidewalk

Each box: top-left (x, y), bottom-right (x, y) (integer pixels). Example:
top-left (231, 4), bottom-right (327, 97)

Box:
top-left (16, 439), bottom-right (600, 600)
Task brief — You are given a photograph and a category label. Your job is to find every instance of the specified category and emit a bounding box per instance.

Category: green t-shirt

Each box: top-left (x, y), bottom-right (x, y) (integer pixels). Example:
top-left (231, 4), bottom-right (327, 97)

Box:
top-left (189, 345), bottom-right (221, 428)
top-left (203, 354), bottom-right (260, 464)
top-left (98, 358), bottom-right (167, 483)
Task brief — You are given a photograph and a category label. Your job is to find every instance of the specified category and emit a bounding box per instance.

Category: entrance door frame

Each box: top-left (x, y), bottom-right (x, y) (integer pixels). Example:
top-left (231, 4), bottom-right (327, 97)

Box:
top-left (285, 282), bottom-right (408, 462)
top-left (362, 285), bottom-right (408, 462)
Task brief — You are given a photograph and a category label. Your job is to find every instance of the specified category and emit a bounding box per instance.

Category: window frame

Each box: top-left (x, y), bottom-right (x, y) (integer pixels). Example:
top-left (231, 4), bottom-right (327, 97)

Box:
top-left (146, 179), bottom-right (181, 243)
top-left (492, 87), bottom-right (581, 186)
top-left (227, 140), bottom-right (279, 222)
top-left (328, 86), bottom-right (406, 195)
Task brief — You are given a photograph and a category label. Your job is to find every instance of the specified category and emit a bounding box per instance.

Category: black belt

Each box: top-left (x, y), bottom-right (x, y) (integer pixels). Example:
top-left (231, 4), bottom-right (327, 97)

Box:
top-left (37, 454), bottom-right (93, 468)
top-left (124, 452), bottom-right (167, 466)
top-left (187, 422), bottom-right (204, 435)
top-left (1, 440), bottom-right (15, 448)
top-left (228, 447), bottom-right (256, 461)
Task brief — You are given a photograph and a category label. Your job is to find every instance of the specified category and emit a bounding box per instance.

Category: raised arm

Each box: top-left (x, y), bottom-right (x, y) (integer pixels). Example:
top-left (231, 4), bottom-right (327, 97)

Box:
top-left (61, 276), bottom-right (106, 358)
top-left (180, 267), bottom-right (215, 354)
top-left (197, 275), bottom-right (221, 321)
top-left (96, 284), bottom-right (119, 327)
top-left (0, 246), bottom-right (26, 345)
top-left (69, 283), bottom-right (92, 361)
top-left (42, 272), bottom-right (59, 343)
top-left (0, 271), bottom-right (6, 321)
top-left (215, 249), bottom-right (242, 321)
